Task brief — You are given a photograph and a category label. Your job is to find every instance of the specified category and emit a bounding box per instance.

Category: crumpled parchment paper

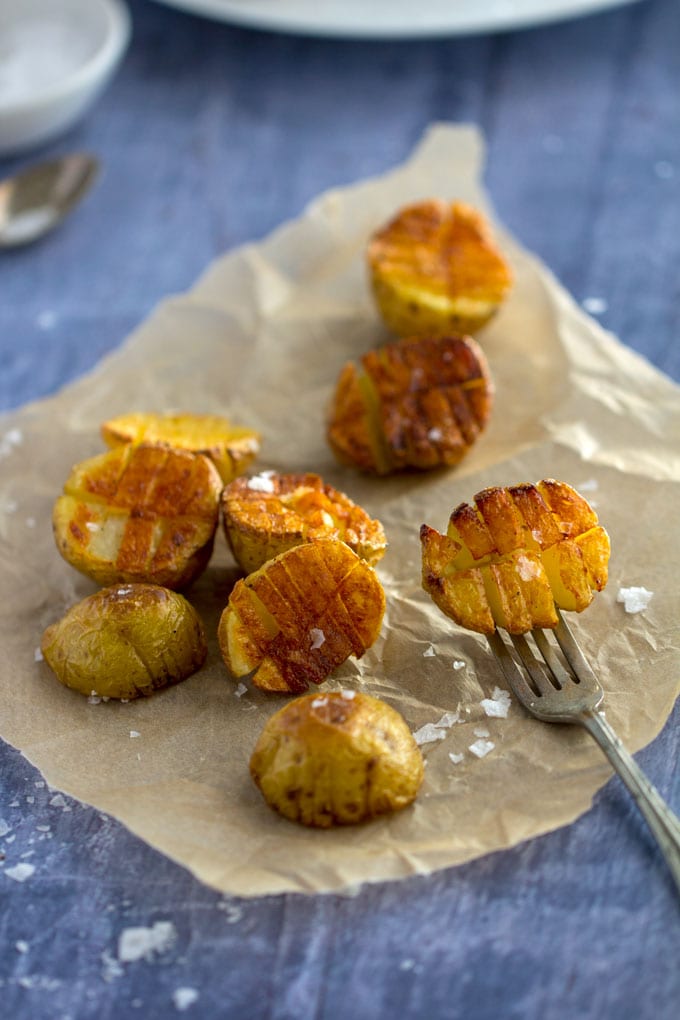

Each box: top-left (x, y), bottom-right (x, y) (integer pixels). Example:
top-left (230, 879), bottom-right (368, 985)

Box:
top-left (1, 124), bottom-right (678, 897)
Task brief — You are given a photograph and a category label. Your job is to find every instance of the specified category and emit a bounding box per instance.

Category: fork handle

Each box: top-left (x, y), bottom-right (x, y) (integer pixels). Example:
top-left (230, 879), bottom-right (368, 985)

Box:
top-left (581, 709), bottom-right (680, 893)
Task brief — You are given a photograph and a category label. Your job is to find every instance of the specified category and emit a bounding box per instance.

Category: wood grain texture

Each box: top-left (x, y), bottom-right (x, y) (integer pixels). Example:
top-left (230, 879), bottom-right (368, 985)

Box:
top-left (1, 1), bottom-right (678, 1017)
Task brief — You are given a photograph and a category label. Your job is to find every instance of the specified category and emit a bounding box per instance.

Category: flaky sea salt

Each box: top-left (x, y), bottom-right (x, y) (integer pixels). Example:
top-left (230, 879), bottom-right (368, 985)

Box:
top-left (311, 696), bottom-right (328, 709)
top-left (448, 752), bottom-right (464, 765)
top-left (474, 727), bottom-right (490, 738)
top-left (309, 627), bottom-right (325, 650)
top-left (85, 521), bottom-right (100, 532)
top-left (583, 296), bottom-right (608, 315)
top-left (434, 710), bottom-right (460, 728)
top-left (427, 427), bottom-right (443, 442)
top-left (480, 687), bottom-right (511, 719)
top-left (423, 644), bottom-right (436, 657)
top-left (412, 723), bottom-right (447, 746)
top-left (247, 470), bottom-right (276, 493)
top-left (469, 739), bottom-right (495, 759)
top-left (234, 683), bottom-right (248, 698)
top-left (129, 731), bottom-right (140, 739)
top-left (5, 862), bottom-right (35, 882)
top-left (452, 660), bottom-right (465, 671)
top-left (617, 586), bottom-right (653, 613)
top-left (173, 988), bottom-right (200, 1012)
top-left (517, 555), bottom-right (540, 582)
top-left (340, 689), bottom-right (356, 700)
top-left (33, 647), bottom-right (43, 662)
top-left (117, 921), bottom-right (177, 963)
top-left (88, 692), bottom-right (102, 705)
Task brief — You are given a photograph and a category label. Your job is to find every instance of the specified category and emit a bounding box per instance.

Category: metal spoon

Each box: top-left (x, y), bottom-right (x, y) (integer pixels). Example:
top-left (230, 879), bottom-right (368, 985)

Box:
top-left (0, 153), bottom-right (99, 248)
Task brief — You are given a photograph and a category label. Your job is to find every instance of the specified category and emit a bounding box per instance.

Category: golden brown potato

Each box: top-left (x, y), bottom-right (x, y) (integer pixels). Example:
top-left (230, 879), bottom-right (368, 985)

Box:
top-left (368, 200), bottom-right (513, 338)
top-left (41, 583), bottom-right (207, 699)
top-left (53, 443), bottom-right (222, 589)
top-left (218, 539), bottom-right (385, 693)
top-left (327, 334), bottom-right (493, 474)
top-left (101, 411), bottom-right (260, 483)
top-left (221, 471), bottom-right (387, 574)
top-left (250, 690), bottom-right (424, 827)
top-left (421, 479), bottom-right (610, 634)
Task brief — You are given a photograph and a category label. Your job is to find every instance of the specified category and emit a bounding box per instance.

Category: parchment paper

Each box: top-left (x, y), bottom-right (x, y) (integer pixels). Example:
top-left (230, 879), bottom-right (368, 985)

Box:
top-left (1, 125), bottom-right (679, 897)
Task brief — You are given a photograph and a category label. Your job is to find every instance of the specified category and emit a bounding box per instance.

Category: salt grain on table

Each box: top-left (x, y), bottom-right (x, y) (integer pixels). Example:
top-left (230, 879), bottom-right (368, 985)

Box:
top-left (412, 723), bottom-right (447, 746)
top-left (5, 862), bottom-right (36, 882)
top-left (423, 644), bottom-right (436, 657)
top-left (452, 660), bottom-right (466, 671)
top-left (173, 988), bottom-right (200, 1011)
top-left (234, 682), bottom-right (248, 698)
top-left (448, 752), bottom-right (465, 765)
top-left (117, 921), bottom-right (177, 963)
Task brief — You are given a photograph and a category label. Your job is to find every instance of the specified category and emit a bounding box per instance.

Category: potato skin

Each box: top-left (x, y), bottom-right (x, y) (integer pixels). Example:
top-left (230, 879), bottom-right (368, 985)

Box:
top-left (52, 443), bottom-right (222, 590)
top-left (421, 479), bottom-right (610, 634)
top-left (327, 334), bottom-right (493, 475)
top-left (221, 471), bottom-right (387, 574)
top-left (101, 411), bottom-right (260, 484)
top-left (218, 539), bottom-right (386, 693)
top-left (368, 200), bottom-right (513, 338)
top-left (40, 583), bottom-right (207, 699)
top-left (250, 691), bottom-right (424, 827)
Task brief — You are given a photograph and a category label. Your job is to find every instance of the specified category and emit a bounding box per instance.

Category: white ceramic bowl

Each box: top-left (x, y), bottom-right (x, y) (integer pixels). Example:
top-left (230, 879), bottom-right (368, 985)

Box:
top-left (0, 0), bottom-right (131, 158)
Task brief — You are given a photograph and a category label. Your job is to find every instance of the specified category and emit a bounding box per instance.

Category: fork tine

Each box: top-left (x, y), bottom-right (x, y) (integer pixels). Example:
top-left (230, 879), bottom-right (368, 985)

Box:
top-left (532, 628), bottom-right (573, 689)
top-left (553, 609), bottom-right (599, 686)
top-left (510, 633), bottom-right (560, 697)
top-left (487, 630), bottom-right (536, 703)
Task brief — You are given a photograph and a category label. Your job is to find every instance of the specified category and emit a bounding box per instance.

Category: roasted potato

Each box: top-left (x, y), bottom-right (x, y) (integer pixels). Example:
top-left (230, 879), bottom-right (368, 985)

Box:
top-left (327, 334), bottom-right (493, 474)
top-left (250, 690), bottom-right (424, 827)
top-left (421, 479), bottom-right (610, 634)
top-left (101, 411), bottom-right (260, 483)
top-left (368, 200), bottom-right (513, 338)
top-left (41, 583), bottom-right (207, 699)
top-left (221, 471), bottom-right (387, 574)
top-left (218, 538), bottom-right (385, 693)
top-left (53, 443), bottom-right (222, 589)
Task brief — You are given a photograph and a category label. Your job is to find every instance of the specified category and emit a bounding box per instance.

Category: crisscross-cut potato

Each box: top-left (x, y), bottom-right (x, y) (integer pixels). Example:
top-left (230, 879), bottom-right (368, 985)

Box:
top-left (250, 691), bottom-right (424, 827)
top-left (41, 583), bottom-right (207, 700)
top-left (327, 334), bottom-right (493, 474)
top-left (368, 200), bottom-right (513, 338)
top-left (101, 411), bottom-right (260, 483)
top-left (222, 471), bottom-right (387, 574)
top-left (421, 479), bottom-right (610, 634)
top-left (53, 443), bottom-right (222, 589)
top-left (218, 539), bottom-right (385, 693)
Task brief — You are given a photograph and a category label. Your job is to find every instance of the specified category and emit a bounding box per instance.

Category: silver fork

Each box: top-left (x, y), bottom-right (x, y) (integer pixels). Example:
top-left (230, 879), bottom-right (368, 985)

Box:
top-left (488, 609), bottom-right (680, 892)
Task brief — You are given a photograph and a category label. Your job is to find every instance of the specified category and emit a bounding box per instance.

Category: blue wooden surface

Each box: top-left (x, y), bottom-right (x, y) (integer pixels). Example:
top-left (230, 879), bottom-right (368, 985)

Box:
top-left (1, 1), bottom-right (679, 1016)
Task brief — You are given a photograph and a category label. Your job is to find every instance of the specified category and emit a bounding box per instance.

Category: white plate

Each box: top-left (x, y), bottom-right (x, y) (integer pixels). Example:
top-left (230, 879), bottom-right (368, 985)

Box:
top-left (151, 0), bottom-right (642, 38)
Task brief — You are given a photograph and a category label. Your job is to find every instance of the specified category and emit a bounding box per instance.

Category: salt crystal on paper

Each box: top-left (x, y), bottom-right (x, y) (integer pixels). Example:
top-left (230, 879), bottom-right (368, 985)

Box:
top-left (423, 644), bottom-right (436, 657)
top-left (234, 683), bottom-right (248, 698)
top-left (469, 739), bottom-right (495, 759)
top-left (117, 921), bottom-right (177, 963)
top-left (474, 726), bottom-right (490, 738)
top-left (434, 710), bottom-right (460, 728)
top-left (173, 988), bottom-right (200, 1011)
top-left (412, 723), bottom-right (447, 746)
top-left (448, 752), bottom-right (464, 765)
top-left (247, 471), bottom-right (276, 493)
top-left (452, 660), bottom-right (465, 671)
top-left (129, 731), bottom-right (140, 739)
top-left (5, 863), bottom-right (35, 882)
top-left (583, 297), bottom-right (608, 315)
top-left (0, 428), bottom-right (23, 458)
top-left (480, 687), bottom-right (511, 719)
top-left (617, 586), bottom-right (653, 614)
top-left (34, 647), bottom-right (43, 662)
top-left (309, 627), bottom-right (325, 650)
top-left (88, 693), bottom-right (102, 704)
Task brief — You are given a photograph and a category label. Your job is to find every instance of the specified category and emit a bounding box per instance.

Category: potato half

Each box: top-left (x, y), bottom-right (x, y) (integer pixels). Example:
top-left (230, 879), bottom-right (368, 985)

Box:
top-left (250, 690), bottom-right (424, 827)
top-left (41, 583), bottom-right (207, 699)
top-left (101, 411), bottom-right (260, 483)
top-left (53, 443), bottom-right (222, 589)
top-left (327, 334), bottom-right (493, 474)
top-left (218, 539), bottom-right (385, 693)
top-left (222, 471), bottom-right (387, 574)
top-left (368, 200), bottom-right (513, 338)
top-left (421, 479), bottom-right (610, 634)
